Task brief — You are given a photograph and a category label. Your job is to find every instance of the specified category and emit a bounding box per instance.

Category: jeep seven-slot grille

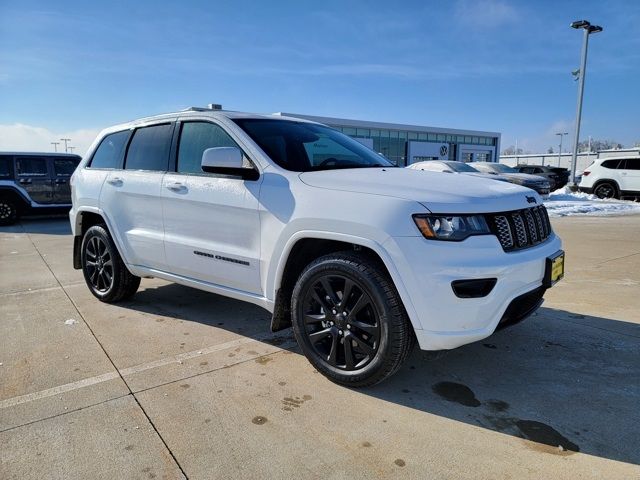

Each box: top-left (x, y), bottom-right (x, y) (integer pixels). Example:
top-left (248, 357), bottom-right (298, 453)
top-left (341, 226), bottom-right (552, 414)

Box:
top-left (487, 205), bottom-right (552, 252)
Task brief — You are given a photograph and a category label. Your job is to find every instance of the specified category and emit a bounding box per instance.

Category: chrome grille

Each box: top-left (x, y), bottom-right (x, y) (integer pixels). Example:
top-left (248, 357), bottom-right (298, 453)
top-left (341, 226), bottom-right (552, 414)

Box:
top-left (487, 206), bottom-right (553, 252)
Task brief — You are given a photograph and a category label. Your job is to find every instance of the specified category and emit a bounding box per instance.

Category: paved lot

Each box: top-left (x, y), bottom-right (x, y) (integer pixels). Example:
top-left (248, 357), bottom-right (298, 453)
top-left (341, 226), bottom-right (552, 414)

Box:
top-left (1, 215), bottom-right (639, 479)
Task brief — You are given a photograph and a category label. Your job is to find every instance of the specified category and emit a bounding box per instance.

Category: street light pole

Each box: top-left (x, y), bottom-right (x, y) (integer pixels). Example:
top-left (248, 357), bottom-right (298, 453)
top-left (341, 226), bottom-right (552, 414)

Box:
top-left (60, 138), bottom-right (71, 153)
top-left (556, 132), bottom-right (568, 167)
top-left (68, 146), bottom-right (75, 153)
top-left (51, 142), bottom-right (60, 152)
top-left (569, 20), bottom-right (602, 186)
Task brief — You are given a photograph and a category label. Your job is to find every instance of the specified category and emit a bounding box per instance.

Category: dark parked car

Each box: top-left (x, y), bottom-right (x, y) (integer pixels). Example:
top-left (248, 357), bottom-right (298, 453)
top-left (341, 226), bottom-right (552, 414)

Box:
top-left (515, 165), bottom-right (570, 190)
top-left (0, 152), bottom-right (81, 225)
top-left (471, 162), bottom-right (551, 198)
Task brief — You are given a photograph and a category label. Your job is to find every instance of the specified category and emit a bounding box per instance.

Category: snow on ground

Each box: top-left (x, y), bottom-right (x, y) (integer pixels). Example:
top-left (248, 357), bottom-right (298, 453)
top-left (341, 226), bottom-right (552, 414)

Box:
top-left (544, 186), bottom-right (640, 217)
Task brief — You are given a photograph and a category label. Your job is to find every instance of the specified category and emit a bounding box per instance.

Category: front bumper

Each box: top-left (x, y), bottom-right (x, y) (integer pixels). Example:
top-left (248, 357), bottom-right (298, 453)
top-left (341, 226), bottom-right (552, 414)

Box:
top-left (383, 232), bottom-right (562, 351)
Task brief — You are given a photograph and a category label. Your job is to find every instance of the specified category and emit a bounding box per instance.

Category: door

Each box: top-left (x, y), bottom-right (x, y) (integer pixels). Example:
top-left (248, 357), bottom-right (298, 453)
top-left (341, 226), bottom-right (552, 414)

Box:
top-left (52, 157), bottom-right (80, 203)
top-left (100, 123), bottom-right (174, 270)
top-left (14, 156), bottom-right (54, 204)
top-left (618, 159), bottom-right (640, 193)
top-left (162, 120), bottom-right (262, 294)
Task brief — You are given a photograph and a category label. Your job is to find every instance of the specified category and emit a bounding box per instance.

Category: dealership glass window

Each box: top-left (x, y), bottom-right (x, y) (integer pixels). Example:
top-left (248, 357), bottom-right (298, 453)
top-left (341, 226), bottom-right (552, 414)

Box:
top-left (369, 129), bottom-right (380, 137)
top-left (356, 128), bottom-right (370, 137)
top-left (436, 134), bottom-right (445, 142)
top-left (445, 135), bottom-right (452, 142)
top-left (399, 131), bottom-right (407, 140)
top-left (462, 152), bottom-right (473, 162)
top-left (342, 127), bottom-right (356, 136)
top-left (125, 124), bottom-right (173, 171)
top-left (418, 133), bottom-right (428, 141)
top-left (89, 130), bottom-right (130, 169)
top-left (475, 152), bottom-right (489, 162)
top-left (427, 133), bottom-right (435, 141)
top-left (16, 157), bottom-right (48, 176)
top-left (408, 132), bottom-right (417, 140)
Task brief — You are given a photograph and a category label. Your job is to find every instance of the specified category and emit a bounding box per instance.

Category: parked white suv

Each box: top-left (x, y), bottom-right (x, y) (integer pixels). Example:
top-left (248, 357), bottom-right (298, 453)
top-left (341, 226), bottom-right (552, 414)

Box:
top-left (578, 156), bottom-right (640, 199)
top-left (70, 108), bottom-right (564, 386)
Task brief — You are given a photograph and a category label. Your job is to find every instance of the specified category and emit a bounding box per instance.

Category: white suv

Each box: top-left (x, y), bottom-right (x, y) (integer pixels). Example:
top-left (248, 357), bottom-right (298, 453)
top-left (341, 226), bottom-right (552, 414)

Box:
top-left (70, 108), bottom-right (564, 386)
top-left (578, 156), bottom-right (640, 199)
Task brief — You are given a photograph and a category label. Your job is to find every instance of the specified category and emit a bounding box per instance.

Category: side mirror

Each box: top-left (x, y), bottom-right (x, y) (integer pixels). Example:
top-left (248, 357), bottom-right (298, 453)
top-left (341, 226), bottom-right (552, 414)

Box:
top-left (201, 147), bottom-right (258, 180)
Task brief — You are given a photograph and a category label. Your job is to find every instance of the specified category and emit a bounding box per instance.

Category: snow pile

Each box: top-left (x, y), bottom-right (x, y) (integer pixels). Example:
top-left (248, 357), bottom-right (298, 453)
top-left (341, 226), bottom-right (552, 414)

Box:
top-left (544, 187), bottom-right (640, 217)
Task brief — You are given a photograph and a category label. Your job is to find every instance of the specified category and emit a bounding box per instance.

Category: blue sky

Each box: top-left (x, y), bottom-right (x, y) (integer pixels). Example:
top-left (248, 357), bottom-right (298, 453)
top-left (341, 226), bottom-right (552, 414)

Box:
top-left (0, 0), bottom-right (638, 154)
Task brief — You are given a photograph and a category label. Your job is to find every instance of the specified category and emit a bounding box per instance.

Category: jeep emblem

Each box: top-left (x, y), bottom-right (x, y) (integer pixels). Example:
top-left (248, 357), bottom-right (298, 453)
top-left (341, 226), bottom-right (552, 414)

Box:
top-left (526, 196), bottom-right (537, 204)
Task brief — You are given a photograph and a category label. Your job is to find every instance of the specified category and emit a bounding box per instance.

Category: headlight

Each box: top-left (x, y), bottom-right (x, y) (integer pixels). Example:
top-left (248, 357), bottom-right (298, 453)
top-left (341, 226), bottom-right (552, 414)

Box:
top-left (413, 214), bottom-right (490, 241)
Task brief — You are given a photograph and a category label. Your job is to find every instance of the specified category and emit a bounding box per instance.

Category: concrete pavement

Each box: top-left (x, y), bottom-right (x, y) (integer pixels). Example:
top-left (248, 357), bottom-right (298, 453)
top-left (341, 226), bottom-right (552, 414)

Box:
top-left (1, 216), bottom-right (639, 479)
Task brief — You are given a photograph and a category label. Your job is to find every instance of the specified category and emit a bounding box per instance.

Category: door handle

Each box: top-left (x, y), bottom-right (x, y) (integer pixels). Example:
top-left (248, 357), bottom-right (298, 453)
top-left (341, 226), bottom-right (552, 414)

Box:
top-left (19, 178), bottom-right (32, 184)
top-left (166, 182), bottom-right (187, 192)
top-left (107, 177), bottom-right (123, 186)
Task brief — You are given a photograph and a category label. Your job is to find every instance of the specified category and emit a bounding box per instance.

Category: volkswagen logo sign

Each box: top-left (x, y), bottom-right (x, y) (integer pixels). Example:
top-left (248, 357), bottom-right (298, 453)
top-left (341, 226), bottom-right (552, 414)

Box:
top-left (440, 145), bottom-right (448, 157)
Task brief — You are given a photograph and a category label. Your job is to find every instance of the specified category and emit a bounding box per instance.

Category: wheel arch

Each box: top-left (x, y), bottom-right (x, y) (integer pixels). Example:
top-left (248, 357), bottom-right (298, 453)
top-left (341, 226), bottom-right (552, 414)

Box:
top-left (269, 232), bottom-right (419, 334)
top-left (0, 186), bottom-right (30, 213)
top-left (73, 208), bottom-right (126, 269)
top-left (592, 179), bottom-right (620, 198)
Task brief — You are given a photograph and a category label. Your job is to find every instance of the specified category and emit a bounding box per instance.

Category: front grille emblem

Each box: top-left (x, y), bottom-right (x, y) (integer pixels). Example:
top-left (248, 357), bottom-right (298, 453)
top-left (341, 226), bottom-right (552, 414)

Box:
top-left (526, 196), bottom-right (537, 204)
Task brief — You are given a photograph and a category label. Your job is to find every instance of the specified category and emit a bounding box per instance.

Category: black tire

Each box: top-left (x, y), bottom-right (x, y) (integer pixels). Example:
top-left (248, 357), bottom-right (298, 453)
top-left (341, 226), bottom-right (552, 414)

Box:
top-left (594, 181), bottom-right (618, 199)
top-left (291, 252), bottom-right (415, 387)
top-left (81, 224), bottom-right (140, 302)
top-left (0, 198), bottom-right (19, 226)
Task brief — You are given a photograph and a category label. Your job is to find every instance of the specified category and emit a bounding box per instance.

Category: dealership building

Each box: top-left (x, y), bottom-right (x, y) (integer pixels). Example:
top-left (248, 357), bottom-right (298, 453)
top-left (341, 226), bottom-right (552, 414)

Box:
top-left (277, 112), bottom-right (501, 166)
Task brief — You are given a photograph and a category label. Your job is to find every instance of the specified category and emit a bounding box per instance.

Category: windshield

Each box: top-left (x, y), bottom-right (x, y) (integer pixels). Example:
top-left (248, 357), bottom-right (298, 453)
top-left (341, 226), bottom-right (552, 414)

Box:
top-left (233, 119), bottom-right (394, 172)
top-left (447, 162), bottom-right (480, 173)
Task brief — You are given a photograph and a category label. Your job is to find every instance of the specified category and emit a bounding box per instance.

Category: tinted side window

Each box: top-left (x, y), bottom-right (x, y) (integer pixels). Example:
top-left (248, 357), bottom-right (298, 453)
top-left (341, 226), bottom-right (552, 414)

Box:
top-left (54, 158), bottom-right (80, 176)
top-left (125, 124), bottom-right (173, 171)
top-left (601, 159), bottom-right (621, 169)
top-left (0, 156), bottom-right (13, 178)
top-left (623, 159), bottom-right (640, 170)
top-left (177, 122), bottom-right (244, 174)
top-left (90, 131), bottom-right (130, 169)
top-left (16, 157), bottom-right (48, 176)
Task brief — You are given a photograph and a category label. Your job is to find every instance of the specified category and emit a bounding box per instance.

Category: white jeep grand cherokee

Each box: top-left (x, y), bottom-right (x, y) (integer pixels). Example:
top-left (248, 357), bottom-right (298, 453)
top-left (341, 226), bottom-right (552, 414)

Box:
top-left (70, 108), bottom-right (564, 387)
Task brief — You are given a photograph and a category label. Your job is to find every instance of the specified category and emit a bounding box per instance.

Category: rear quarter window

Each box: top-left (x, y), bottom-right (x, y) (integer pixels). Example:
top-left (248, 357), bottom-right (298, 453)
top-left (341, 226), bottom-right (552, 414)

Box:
top-left (89, 131), bottom-right (130, 169)
top-left (601, 159), bottom-right (622, 169)
top-left (622, 158), bottom-right (640, 170)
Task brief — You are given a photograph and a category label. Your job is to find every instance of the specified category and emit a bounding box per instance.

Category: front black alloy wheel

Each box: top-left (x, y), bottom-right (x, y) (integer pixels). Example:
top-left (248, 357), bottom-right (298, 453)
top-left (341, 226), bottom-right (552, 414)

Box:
top-left (81, 225), bottom-right (140, 302)
top-left (302, 274), bottom-right (381, 371)
top-left (292, 252), bottom-right (415, 387)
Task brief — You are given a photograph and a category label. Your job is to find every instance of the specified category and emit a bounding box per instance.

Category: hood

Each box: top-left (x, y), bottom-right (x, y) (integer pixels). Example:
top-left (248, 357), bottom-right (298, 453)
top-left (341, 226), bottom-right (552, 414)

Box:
top-left (461, 172), bottom-right (511, 182)
top-left (299, 168), bottom-right (543, 214)
top-left (500, 173), bottom-right (549, 185)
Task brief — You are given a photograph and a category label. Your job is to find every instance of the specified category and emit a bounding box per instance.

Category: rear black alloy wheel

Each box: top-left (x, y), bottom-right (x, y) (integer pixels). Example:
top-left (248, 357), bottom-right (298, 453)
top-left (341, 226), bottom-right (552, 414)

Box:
top-left (302, 274), bottom-right (380, 371)
top-left (0, 200), bottom-right (18, 226)
top-left (81, 225), bottom-right (140, 302)
top-left (292, 253), bottom-right (415, 387)
top-left (594, 182), bottom-right (617, 199)
top-left (85, 236), bottom-right (113, 293)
